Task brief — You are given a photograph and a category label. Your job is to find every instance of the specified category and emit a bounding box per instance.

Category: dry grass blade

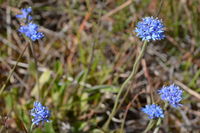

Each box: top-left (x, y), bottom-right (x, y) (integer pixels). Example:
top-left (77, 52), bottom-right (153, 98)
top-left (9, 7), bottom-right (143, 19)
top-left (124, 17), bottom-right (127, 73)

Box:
top-left (174, 80), bottom-right (200, 101)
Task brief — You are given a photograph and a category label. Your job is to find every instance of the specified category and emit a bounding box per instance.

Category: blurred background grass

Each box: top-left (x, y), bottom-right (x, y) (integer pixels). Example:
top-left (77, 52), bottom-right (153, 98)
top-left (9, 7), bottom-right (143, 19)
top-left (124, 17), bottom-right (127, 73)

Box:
top-left (0, 0), bottom-right (200, 132)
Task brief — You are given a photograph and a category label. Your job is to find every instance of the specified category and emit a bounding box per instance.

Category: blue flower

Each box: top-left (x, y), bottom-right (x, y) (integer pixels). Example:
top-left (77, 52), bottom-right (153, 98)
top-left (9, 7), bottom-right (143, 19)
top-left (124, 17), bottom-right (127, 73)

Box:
top-left (158, 84), bottom-right (183, 108)
top-left (16, 7), bottom-right (32, 21)
top-left (19, 23), bottom-right (44, 41)
top-left (135, 16), bottom-right (165, 41)
top-left (31, 102), bottom-right (51, 125)
top-left (141, 104), bottom-right (164, 119)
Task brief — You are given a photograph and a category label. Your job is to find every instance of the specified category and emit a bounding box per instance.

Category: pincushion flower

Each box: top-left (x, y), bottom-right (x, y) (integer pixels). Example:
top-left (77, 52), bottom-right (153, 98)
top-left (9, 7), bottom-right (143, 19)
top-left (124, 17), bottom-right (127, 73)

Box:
top-left (16, 7), bottom-right (32, 21)
top-left (141, 104), bottom-right (164, 119)
top-left (158, 84), bottom-right (183, 108)
top-left (19, 23), bottom-right (44, 41)
top-left (135, 16), bottom-right (165, 41)
top-left (31, 102), bottom-right (51, 125)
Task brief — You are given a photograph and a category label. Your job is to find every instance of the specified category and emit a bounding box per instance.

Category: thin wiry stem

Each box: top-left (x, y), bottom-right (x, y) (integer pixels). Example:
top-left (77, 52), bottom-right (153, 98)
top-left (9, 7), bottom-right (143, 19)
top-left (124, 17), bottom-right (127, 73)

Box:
top-left (120, 90), bottom-right (146, 132)
top-left (77, 41), bottom-right (95, 96)
top-left (29, 40), bottom-right (40, 101)
top-left (153, 118), bottom-right (162, 133)
top-left (0, 42), bottom-right (29, 94)
top-left (103, 41), bottom-right (148, 131)
top-left (152, 102), bottom-right (168, 133)
top-left (77, 1), bottom-right (104, 96)
top-left (30, 123), bottom-right (34, 133)
top-left (143, 120), bottom-right (156, 133)
top-left (155, 0), bottom-right (165, 17)
top-left (141, 1), bottom-right (166, 132)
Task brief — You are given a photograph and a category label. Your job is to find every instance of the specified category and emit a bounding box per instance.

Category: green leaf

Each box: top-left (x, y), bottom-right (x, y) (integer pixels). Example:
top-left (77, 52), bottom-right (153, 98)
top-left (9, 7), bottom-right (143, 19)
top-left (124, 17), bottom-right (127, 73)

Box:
top-left (85, 85), bottom-right (119, 93)
top-left (44, 122), bottom-right (55, 133)
top-left (31, 69), bottom-right (52, 97)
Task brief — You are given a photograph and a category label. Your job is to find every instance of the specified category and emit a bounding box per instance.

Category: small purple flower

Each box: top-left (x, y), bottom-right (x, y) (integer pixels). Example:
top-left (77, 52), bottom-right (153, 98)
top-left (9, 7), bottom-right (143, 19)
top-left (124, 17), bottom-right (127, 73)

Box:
top-left (31, 101), bottom-right (51, 125)
top-left (141, 104), bottom-right (164, 119)
top-left (135, 16), bottom-right (165, 41)
top-left (16, 7), bottom-right (32, 21)
top-left (158, 84), bottom-right (183, 108)
top-left (19, 23), bottom-right (44, 41)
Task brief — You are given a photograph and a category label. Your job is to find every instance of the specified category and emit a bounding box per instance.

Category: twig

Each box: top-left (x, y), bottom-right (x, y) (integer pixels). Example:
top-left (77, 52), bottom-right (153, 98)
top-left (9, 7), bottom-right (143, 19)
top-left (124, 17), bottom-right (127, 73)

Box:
top-left (0, 35), bottom-right (19, 53)
top-left (2, 59), bottom-right (46, 72)
top-left (0, 42), bottom-right (29, 94)
top-left (101, 0), bottom-right (133, 20)
top-left (155, 0), bottom-right (165, 17)
top-left (120, 90), bottom-right (146, 132)
top-left (141, 59), bottom-right (153, 103)
top-left (174, 80), bottom-right (200, 101)
top-left (1, 61), bottom-right (29, 90)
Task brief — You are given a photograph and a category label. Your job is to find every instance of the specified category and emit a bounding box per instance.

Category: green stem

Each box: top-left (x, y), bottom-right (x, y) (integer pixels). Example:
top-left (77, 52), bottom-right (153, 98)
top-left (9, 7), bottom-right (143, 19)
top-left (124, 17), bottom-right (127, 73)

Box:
top-left (103, 41), bottom-right (148, 131)
top-left (163, 102), bottom-right (168, 110)
top-left (143, 120), bottom-right (155, 133)
top-left (153, 118), bottom-right (162, 133)
top-left (29, 40), bottom-right (40, 100)
top-left (120, 113), bottom-right (127, 132)
top-left (120, 102), bottom-right (131, 133)
top-left (152, 102), bottom-right (168, 133)
top-left (30, 123), bottom-right (34, 133)
top-left (0, 43), bottom-right (29, 95)
top-left (115, 82), bottom-right (132, 117)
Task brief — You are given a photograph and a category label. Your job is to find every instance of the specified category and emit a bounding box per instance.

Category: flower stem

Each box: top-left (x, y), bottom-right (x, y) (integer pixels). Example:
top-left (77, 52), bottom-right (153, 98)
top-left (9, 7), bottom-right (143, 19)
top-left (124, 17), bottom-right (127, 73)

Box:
top-left (103, 41), bottom-right (148, 131)
top-left (153, 118), bottom-right (162, 133)
top-left (153, 102), bottom-right (168, 133)
top-left (0, 42), bottom-right (29, 94)
top-left (29, 40), bottom-right (40, 100)
top-left (30, 123), bottom-right (34, 133)
top-left (120, 101), bottom-right (131, 133)
top-left (143, 120), bottom-right (155, 133)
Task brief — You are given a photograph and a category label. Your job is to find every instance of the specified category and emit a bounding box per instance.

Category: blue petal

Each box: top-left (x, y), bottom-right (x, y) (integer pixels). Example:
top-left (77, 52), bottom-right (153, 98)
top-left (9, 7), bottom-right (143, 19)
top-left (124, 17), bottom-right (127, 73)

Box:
top-left (141, 104), bottom-right (164, 119)
top-left (134, 16), bottom-right (165, 41)
top-left (31, 101), bottom-right (51, 125)
top-left (158, 84), bottom-right (183, 108)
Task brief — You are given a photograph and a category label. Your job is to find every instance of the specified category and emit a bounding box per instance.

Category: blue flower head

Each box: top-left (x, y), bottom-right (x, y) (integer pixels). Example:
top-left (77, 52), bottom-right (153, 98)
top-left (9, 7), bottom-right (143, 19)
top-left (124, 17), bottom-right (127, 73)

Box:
top-left (158, 84), bottom-right (183, 108)
top-left (141, 104), bottom-right (164, 119)
top-left (16, 7), bottom-right (32, 21)
top-left (135, 16), bottom-right (165, 41)
top-left (19, 23), bottom-right (44, 41)
top-left (31, 101), bottom-right (51, 125)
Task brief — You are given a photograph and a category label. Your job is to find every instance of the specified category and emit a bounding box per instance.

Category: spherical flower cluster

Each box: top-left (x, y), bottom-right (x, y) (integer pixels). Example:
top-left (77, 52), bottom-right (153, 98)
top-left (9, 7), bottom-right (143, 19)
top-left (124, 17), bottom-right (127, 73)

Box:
top-left (16, 7), bottom-right (44, 41)
top-left (19, 23), bottom-right (44, 41)
top-left (158, 84), bottom-right (183, 108)
top-left (31, 102), bottom-right (51, 125)
top-left (141, 104), bottom-right (164, 119)
top-left (16, 7), bottom-right (32, 21)
top-left (135, 16), bottom-right (165, 41)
